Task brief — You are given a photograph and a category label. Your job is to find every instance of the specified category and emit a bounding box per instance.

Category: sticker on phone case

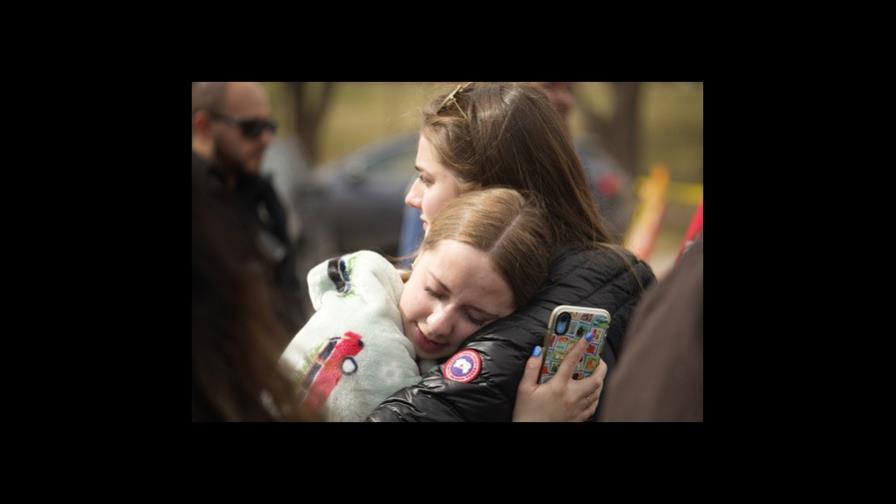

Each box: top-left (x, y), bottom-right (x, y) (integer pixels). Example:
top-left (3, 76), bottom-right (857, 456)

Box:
top-left (443, 349), bottom-right (482, 383)
top-left (584, 355), bottom-right (599, 372)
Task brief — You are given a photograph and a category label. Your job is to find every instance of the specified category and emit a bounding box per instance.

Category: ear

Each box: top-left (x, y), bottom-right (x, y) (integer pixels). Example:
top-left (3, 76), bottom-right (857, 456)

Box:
top-left (193, 110), bottom-right (212, 137)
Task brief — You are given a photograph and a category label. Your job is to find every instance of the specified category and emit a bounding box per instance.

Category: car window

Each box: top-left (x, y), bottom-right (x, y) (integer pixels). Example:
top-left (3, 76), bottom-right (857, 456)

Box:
top-left (369, 144), bottom-right (417, 181)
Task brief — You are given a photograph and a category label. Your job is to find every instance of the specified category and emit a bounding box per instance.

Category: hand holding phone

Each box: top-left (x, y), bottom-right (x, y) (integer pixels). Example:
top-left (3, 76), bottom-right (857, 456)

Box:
top-left (515, 333), bottom-right (608, 422)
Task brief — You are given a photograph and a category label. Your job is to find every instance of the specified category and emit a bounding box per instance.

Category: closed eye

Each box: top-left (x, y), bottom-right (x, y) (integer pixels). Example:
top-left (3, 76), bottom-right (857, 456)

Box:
top-left (424, 286), bottom-right (445, 300)
top-left (466, 308), bottom-right (499, 326)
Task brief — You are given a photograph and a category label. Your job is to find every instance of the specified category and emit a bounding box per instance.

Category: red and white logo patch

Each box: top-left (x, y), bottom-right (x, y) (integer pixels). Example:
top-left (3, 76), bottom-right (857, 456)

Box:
top-left (443, 349), bottom-right (482, 383)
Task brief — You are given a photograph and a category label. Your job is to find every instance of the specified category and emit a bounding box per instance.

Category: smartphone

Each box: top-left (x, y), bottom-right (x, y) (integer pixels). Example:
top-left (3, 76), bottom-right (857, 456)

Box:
top-left (537, 305), bottom-right (611, 384)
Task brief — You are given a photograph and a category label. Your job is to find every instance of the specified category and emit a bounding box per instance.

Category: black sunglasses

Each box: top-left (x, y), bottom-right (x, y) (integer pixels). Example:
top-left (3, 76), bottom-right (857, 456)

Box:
top-left (209, 111), bottom-right (277, 139)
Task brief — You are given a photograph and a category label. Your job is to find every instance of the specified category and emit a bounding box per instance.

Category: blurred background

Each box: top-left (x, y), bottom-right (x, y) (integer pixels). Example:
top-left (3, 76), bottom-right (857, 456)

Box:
top-left (257, 82), bottom-right (702, 318)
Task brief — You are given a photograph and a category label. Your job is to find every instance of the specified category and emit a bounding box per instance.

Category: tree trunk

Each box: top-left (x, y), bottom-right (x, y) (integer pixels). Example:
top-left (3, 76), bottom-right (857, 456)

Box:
top-left (288, 82), bottom-right (336, 166)
top-left (573, 83), bottom-right (642, 177)
top-left (612, 82), bottom-right (641, 178)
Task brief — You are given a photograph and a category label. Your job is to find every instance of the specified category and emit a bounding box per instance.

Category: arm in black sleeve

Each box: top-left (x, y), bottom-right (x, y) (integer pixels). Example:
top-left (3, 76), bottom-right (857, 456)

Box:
top-left (367, 246), bottom-right (655, 422)
top-left (367, 313), bottom-right (545, 422)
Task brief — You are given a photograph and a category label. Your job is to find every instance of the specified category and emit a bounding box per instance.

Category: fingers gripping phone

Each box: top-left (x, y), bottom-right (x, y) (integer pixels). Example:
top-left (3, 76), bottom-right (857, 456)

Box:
top-left (537, 305), bottom-right (611, 384)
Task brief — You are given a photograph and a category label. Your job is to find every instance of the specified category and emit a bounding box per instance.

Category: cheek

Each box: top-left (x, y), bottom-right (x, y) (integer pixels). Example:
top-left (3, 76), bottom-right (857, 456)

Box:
top-left (238, 140), bottom-right (256, 157)
top-left (221, 136), bottom-right (245, 159)
top-left (398, 288), bottom-right (412, 318)
top-left (421, 190), bottom-right (436, 217)
top-left (423, 186), bottom-right (452, 220)
top-left (399, 282), bottom-right (425, 321)
top-left (220, 129), bottom-right (240, 146)
top-left (450, 320), bottom-right (479, 346)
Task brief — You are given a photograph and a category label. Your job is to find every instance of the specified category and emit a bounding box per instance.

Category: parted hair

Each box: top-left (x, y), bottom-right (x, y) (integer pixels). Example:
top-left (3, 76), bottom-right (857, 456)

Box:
top-left (421, 187), bottom-right (554, 309)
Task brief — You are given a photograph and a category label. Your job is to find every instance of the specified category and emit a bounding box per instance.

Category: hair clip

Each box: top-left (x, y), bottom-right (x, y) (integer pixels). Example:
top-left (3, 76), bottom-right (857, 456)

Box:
top-left (438, 82), bottom-right (473, 119)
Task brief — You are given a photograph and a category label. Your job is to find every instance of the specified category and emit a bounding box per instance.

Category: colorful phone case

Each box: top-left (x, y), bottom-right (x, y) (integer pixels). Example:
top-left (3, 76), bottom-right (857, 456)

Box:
top-left (538, 306), bottom-right (611, 384)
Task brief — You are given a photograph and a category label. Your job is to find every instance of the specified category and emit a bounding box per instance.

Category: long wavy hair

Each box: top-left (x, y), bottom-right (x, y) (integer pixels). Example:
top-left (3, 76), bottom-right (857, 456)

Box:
top-left (192, 164), bottom-right (316, 421)
top-left (421, 82), bottom-right (645, 290)
top-left (422, 82), bottom-right (614, 247)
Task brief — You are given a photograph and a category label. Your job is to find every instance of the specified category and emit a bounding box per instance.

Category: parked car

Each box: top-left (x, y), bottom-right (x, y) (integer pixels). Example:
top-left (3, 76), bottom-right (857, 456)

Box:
top-left (296, 133), bottom-right (417, 258)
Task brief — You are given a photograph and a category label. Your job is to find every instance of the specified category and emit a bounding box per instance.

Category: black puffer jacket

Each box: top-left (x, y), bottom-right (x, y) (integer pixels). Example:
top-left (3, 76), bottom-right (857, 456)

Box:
top-left (366, 244), bottom-right (655, 421)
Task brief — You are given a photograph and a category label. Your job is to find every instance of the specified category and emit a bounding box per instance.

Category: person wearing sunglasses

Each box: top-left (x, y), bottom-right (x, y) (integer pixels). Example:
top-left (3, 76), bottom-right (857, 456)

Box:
top-left (192, 82), bottom-right (302, 338)
top-left (192, 82), bottom-right (278, 181)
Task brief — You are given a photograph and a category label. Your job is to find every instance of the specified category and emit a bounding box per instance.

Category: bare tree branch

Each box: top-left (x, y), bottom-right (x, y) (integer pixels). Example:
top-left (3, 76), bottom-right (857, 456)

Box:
top-left (288, 82), bottom-right (336, 166)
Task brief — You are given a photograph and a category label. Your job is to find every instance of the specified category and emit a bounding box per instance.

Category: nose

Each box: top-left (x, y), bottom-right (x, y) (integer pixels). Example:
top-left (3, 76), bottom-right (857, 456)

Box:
top-left (405, 180), bottom-right (422, 208)
top-left (426, 305), bottom-right (455, 340)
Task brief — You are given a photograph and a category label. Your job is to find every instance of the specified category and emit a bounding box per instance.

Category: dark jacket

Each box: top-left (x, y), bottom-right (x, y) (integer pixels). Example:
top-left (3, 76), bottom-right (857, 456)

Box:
top-left (195, 150), bottom-right (304, 334)
top-left (193, 151), bottom-right (255, 261)
top-left (367, 244), bottom-right (655, 421)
